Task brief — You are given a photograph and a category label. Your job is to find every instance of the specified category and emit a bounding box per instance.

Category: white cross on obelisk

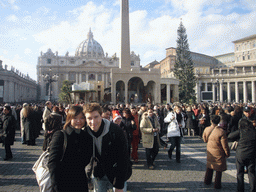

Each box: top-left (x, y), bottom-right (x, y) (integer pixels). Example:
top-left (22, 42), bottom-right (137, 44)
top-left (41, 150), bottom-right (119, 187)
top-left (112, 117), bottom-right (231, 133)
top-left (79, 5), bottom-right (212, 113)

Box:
top-left (120, 0), bottom-right (131, 71)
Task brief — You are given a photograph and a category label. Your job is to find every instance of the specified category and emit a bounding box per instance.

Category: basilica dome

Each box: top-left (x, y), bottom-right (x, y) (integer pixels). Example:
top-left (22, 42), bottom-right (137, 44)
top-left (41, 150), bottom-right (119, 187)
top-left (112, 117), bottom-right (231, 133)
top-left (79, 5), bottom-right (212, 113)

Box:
top-left (75, 28), bottom-right (104, 58)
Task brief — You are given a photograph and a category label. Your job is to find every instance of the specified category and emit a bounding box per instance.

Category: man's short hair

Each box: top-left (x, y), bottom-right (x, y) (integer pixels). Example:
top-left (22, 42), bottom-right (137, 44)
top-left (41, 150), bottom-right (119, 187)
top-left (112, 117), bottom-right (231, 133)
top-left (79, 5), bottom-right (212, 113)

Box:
top-left (83, 103), bottom-right (102, 115)
top-left (211, 115), bottom-right (220, 125)
top-left (102, 107), bottom-right (111, 113)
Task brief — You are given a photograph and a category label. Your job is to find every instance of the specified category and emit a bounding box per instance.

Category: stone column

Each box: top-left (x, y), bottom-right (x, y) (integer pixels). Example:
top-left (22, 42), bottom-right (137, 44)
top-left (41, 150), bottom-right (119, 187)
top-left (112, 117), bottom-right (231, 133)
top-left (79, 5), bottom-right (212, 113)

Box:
top-left (205, 82), bottom-right (208, 91)
top-left (227, 82), bottom-right (231, 103)
top-left (66, 73), bottom-right (69, 81)
top-left (212, 83), bottom-right (216, 102)
top-left (86, 73), bottom-right (89, 82)
top-left (4, 80), bottom-right (9, 103)
top-left (96, 73), bottom-right (98, 82)
top-left (79, 73), bottom-right (82, 83)
top-left (196, 82), bottom-right (200, 103)
top-left (252, 81), bottom-right (255, 103)
top-left (220, 82), bottom-right (223, 102)
top-left (102, 73), bottom-right (105, 87)
top-left (112, 80), bottom-right (116, 104)
top-left (174, 84), bottom-right (179, 102)
top-left (235, 81), bottom-right (239, 103)
top-left (125, 82), bottom-right (128, 104)
top-left (243, 81), bottom-right (247, 103)
top-left (106, 73), bottom-right (109, 87)
top-left (166, 84), bottom-right (171, 104)
top-left (76, 73), bottom-right (79, 84)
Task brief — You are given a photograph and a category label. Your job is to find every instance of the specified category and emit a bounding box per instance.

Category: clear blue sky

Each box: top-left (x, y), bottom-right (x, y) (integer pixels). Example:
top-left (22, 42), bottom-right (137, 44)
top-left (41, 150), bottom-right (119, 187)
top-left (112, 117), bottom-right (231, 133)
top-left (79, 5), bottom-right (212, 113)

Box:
top-left (0, 0), bottom-right (255, 80)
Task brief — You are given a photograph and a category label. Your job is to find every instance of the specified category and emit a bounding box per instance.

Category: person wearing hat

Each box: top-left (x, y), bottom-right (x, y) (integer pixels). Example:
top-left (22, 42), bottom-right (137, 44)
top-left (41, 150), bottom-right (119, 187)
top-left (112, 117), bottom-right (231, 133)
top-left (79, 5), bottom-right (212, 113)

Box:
top-left (42, 101), bottom-right (52, 131)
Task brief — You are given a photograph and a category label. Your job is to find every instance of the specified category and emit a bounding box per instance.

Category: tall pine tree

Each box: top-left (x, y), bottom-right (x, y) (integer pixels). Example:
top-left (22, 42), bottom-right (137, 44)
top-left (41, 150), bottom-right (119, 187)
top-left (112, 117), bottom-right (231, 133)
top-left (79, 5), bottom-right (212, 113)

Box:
top-left (174, 21), bottom-right (196, 103)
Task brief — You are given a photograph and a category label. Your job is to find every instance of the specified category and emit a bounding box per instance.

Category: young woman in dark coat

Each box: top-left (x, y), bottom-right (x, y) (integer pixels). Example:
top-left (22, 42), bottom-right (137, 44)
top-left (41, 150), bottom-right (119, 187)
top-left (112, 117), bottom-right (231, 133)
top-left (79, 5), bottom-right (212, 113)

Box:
top-left (122, 108), bottom-right (137, 157)
top-left (186, 106), bottom-right (195, 136)
top-left (0, 105), bottom-right (16, 160)
top-left (48, 105), bottom-right (91, 192)
top-left (22, 105), bottom-right (37, 145)
top-left (198, 109), bottom-right (210, 138)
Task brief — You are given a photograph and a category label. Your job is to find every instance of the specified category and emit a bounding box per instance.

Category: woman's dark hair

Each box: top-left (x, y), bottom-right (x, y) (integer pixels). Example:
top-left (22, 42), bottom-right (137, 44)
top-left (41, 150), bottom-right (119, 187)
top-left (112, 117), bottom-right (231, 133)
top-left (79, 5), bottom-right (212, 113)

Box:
top-left (63, 105), bottom-right (85, 130)
top-left (211, 115), bottom-right (220, 125)
top-left (123, 108), bottom-right (132, 118)
top-left (4, 105), bottom-right (11, 114)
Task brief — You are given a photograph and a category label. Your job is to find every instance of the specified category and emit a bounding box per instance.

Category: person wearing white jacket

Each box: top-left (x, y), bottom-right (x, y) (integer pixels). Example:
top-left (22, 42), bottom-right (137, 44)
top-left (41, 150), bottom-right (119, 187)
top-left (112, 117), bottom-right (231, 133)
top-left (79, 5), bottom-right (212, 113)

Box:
top-left (164, 106), bottom-right (185, 163)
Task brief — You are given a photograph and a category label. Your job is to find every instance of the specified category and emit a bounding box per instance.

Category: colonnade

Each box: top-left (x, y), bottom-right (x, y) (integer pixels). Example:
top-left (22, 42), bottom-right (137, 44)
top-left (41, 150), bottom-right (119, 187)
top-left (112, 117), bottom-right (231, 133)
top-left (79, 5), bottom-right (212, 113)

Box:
top-left (196, 80), bottom-right (256, 103)
top-left (3, 80), bottom-right (37, 103)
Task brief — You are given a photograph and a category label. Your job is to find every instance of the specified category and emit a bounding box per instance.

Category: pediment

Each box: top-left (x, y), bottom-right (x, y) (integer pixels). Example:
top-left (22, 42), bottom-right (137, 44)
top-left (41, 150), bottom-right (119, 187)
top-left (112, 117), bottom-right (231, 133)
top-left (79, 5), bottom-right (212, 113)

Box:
top-left (79, 61), bottom-right (105, 68)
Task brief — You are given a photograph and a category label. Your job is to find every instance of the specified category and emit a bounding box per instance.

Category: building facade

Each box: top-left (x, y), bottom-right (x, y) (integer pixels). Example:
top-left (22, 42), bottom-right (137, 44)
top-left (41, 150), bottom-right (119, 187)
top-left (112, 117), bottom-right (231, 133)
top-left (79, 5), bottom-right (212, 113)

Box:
top-left (37, 0), bottom-right (180, 105)
top-left (0, 60), bottom-right (37, 104)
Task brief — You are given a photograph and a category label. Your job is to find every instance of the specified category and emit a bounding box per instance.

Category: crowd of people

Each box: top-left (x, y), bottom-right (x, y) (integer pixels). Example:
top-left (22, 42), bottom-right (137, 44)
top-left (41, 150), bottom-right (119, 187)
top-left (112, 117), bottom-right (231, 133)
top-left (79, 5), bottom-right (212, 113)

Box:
top-left (0, 101), bottom-right (256, 191)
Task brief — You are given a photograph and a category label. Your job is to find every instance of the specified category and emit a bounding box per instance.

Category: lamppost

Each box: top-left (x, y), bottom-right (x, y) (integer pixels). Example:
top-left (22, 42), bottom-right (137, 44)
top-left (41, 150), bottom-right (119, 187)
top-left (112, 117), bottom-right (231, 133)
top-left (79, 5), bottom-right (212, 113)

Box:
top-left (42, 68), bottom-right (58, 101)
top-left (211, 77), bottom-right (224, 102)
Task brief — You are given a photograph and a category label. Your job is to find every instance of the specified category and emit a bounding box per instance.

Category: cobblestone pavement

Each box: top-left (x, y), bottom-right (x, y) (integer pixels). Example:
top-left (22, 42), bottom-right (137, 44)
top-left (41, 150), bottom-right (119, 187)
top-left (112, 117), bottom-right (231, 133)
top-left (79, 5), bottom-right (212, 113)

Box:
top-left (0, 131), bottom-right (251, 192)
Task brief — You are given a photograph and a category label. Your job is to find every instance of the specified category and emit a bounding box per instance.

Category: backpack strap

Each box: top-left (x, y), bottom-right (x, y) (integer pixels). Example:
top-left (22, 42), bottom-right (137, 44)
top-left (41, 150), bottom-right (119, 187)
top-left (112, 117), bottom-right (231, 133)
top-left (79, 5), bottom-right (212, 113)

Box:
top-left (60, 129), bottom-right (68, 161)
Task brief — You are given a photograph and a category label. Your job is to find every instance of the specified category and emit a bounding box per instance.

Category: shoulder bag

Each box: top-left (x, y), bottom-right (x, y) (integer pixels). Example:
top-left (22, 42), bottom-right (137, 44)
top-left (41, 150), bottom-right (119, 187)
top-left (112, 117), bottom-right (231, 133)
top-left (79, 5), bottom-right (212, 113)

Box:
top-left (32, 130), bottom-right (67, 192)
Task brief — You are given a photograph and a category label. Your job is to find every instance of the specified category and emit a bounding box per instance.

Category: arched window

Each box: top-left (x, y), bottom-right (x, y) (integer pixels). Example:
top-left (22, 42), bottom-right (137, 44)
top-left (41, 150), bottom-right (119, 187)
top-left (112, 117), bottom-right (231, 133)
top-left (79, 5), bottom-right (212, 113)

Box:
top-left (89, 74), bottom-right (95, 80)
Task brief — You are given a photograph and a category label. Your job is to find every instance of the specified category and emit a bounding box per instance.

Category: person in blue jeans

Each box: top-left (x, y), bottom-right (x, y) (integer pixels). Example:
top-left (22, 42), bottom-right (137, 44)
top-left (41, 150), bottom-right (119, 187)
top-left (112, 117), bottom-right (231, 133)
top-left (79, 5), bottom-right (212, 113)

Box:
top-left (84, 103), bottom-right (130, 192)
top-left (164, 106), bottom-right (185, 163)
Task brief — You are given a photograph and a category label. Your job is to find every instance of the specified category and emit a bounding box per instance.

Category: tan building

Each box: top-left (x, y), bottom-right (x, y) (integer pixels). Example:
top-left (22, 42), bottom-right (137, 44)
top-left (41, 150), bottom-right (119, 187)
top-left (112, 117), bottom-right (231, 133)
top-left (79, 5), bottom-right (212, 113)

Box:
top-left (196, 34), bottom-right (256, 103)
top-left (0, 60), bottom-right (37, 103)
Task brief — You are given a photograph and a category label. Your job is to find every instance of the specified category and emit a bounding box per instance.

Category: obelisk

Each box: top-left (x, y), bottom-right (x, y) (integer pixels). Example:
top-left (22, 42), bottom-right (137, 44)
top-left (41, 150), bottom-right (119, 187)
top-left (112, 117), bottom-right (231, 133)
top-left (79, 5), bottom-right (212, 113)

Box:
top-left (120, 0), bottom-right (131, 71)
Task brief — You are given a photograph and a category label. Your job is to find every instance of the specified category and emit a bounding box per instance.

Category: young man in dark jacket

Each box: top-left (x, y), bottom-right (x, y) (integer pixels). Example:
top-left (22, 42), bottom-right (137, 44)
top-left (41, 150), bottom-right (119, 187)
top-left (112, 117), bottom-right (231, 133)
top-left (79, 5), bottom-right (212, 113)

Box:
top-left (84, 103), bottom-right (129, 192)
top-left (228, 106), bottom-right (256, 192)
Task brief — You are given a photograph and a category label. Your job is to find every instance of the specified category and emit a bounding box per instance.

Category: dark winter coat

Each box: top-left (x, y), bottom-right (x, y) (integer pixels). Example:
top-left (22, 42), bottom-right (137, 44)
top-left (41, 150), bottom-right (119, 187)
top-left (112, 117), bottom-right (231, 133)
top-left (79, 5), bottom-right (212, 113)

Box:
top-left (227, 114), bottom-right (241, 135)
top-left (34, 109), bottom-right (43, 137)
top-left (0, 113), bottom-right (16, 145)
top-left (48, 127), bottom-right (91, 192)
top-left (228, 118), bottom-right (256, 161)
top-left (43, 112), bottom-right (63, 151)
top-left (85, 119), bottom-right (129, 190)
top-left (122, 116), bottom-right (136, 144)
top-left (22, 111), bottom-right (37, 142)
top-left (186, 111), bottom-right (195, 129)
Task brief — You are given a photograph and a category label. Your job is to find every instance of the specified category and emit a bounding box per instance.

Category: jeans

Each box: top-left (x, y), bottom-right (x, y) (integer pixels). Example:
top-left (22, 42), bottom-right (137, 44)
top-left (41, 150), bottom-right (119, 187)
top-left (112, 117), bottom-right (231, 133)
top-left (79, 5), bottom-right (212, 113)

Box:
top-left (92, 175), bottom-right (127, 192)
top-left (236, 157), bottom-right (256, 192)
top-left (168, 137), bottom-right (181, 161)
top-left (145, 136), bottom-right (159, 166)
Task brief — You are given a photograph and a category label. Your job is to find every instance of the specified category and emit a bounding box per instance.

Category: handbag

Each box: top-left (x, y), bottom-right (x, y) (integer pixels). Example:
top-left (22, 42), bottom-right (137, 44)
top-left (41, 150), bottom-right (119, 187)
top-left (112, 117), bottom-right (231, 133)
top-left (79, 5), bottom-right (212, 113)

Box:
top-left (230, 141), bottom-right (238, 151)
top-left (32, 130), bottom-right (67, 192)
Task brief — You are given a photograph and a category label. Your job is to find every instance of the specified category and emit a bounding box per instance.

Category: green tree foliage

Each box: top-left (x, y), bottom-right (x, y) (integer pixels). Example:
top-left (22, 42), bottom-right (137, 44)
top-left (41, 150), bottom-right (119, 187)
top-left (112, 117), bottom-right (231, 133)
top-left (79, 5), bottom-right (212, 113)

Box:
top-left (174, 21), bottom-right (196, 103)
top-left (59, 80), bottom-right (72, 104)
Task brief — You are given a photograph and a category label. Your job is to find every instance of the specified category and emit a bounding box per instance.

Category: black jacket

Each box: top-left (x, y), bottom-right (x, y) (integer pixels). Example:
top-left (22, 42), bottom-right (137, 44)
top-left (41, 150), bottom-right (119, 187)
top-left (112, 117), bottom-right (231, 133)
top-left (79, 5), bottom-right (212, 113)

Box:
top-left (121, 116), bottom-right (136, 143)
top-left (85, 119), bottom-right (129, 189)
top-left (0, 113), bottom-right (16, 145)
top-left (228, 117), bottom-right (256, 161)
top-left (48, 127), bottom-right (91, 192)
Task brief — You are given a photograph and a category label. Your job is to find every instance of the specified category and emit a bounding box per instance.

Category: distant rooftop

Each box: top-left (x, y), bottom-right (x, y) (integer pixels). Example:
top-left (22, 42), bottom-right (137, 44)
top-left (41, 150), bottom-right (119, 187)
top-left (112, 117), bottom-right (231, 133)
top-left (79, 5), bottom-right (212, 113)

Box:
top-left (232, 34), bottom-right (256, 43)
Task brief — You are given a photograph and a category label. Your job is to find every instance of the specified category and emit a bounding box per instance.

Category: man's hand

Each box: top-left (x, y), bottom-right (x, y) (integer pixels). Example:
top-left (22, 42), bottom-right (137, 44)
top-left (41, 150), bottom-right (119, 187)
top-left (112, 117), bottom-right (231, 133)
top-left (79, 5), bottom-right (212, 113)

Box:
top-left (114, 189), bottom-right (124, 192)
